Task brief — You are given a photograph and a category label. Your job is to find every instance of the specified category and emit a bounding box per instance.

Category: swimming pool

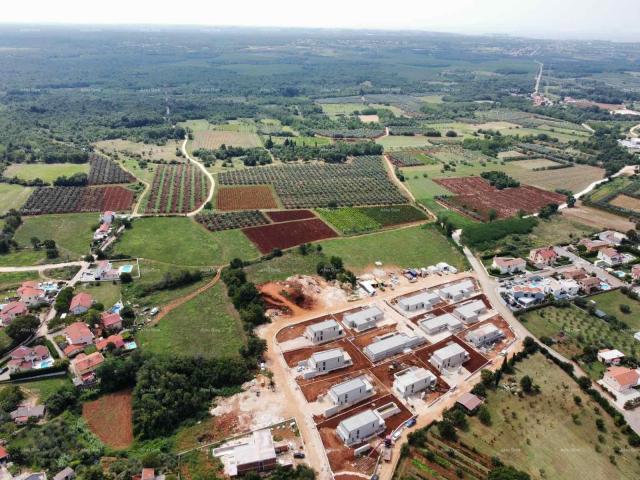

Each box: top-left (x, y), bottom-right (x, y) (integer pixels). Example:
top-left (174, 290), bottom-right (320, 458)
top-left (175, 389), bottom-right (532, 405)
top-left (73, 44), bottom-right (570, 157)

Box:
top-left (124, 341), bottom-right (137, 351)
top-left (119, 264), bottom-right (134, 274)
top-left (35, 358), bottom-right (55, 369)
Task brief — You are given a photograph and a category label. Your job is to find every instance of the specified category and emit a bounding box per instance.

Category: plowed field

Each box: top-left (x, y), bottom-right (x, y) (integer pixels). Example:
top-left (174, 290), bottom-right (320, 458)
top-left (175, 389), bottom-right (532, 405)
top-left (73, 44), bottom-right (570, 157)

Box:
top-left (242, 218), bottom-right (337, 253)
top-left (82, 389), bottom-right (133, 449)
top-left (216, 185), bottom-right (278, 210)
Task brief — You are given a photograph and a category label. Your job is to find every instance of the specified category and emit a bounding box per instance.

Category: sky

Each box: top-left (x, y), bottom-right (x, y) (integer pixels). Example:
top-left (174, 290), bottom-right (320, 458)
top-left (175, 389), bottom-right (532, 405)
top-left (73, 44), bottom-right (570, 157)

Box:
top-left (4, 0), bottom-right (640, 42)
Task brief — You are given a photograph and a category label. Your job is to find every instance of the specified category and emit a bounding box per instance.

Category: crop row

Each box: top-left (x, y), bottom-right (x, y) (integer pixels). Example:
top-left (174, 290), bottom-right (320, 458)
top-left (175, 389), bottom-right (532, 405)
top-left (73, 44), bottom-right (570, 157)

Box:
top-left (144, 164), bottom-right (208, 214)
top-left (387, 149), bottom-right (438, 167)
top-left (217, 156), bottom-right (408, 208)
top-left (21, 186), bottom-right (134, 215)
top-left (195, 210), bottom-right (269, 232)
top-left (313, 128), bottom-right (384, 139)
top-left (88, 156), bottom-right (136, 185)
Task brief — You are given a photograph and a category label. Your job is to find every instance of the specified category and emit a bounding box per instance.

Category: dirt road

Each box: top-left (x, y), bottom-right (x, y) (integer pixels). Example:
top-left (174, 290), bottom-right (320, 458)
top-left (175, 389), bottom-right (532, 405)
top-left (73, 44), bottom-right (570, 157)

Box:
top-left (182, 135), bottom-right (215, 217)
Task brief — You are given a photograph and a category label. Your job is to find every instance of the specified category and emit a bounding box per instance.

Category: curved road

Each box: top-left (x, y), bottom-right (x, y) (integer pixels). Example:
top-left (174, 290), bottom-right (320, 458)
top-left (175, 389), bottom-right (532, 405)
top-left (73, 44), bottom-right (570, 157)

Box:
top-left (182, 135), bottom-right (215, 217)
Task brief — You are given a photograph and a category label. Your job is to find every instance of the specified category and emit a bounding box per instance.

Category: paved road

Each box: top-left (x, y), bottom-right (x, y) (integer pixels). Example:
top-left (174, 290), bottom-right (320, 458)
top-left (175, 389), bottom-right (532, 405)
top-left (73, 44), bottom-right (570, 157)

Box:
top-left (182, 135), bottom-right (215, 217)
top-left (553, 246), bottom-right (625, 287)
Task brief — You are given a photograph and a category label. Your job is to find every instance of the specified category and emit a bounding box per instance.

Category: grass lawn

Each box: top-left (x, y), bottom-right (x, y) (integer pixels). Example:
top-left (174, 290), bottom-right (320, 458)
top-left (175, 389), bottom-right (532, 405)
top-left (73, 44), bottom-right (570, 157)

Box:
top-left (0, 249), bottom-right (48, 267)
top-left (376, 135), bottom-right (432, 149)
top-left (76, 282), bottom-right (122, 308)
top-left (245, 251), bottom-right (325, 285)
top-left (320, 103), bottom-right (364, 116)
top-left (14, 213), bottom-right (97, 258)
top-left (113, 217), bottom-right (259, 267)
top-left (12, 376), bottom-right (72, 402)
top-left (589, 290), bottom-right (640, 330)
top-left (0, 183), bottom-right (33, 214)
top-left (456, 353), bottom-right (640, 479)
top-left (0, 330), bottom-right (12, 353)
top-left (0, 271), bottom-right (40, 292)
top-left (137, 282), bottom-right (244, 358)
top-left (4, 163), bottom-right (89, 183)
top-left (418, 198), bottom-right (478, 230)
top-left (319, 225), bottom-right (468, 271)
top-left (316, 205), bottom-right (427, 235)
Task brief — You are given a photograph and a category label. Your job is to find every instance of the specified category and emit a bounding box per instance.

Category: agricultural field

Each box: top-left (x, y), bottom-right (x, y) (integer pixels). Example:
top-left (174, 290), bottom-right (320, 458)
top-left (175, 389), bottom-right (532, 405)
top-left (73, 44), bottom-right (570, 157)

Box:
top-left (15, 213), bottom-right (97, 258)
top-left (513, 158), bottom-right (562, 170)
top-left (113, 216), bottom-right (258, 266)
top-left (75, 281), bottom-right (122, 308)
top-left (21, 186), bottom-right (134, 215)
top-left (316, 205), bottom-right (427, 234)
top-left (588, 290), bottom-right (640, 330)
top-left (185, 120), bottom-right (262, 150)
top-left (218, 156), bottom-right (408, 208)
top-left (137, 282), bottom-right (245, 358)
top-left (215, 185), bottom-right (279, 210)
top-left (143, 164), bottom-right (209, 214)
top-left (196, 210), bottom-right (269, 232)
top-left (562, 203), bottom-right (636, 232)
top-left (94, 139), bottom-right (185, 163)
top-left (609, 194), bottom-right (640, 213)
top-left (3, 163), bottom-right (89, 183)
top-left (320, 103), bottom-right (364, 116)
top-left (0, 183), bottom-right (33, 214)
top-left (244, 250), bottom-right (326, 284)
top-left (455, 353), bottom-right (640, 479)
top-left (387, 148), bottom-right (438, 167)
top-left (509, 164), bottom-right (605, 193)
top-left (265, 210), bottom-right (316, 222)
top-left (82, 390), bottom-right (133, 450)
top-left (583, 177), bottom-right (640, 220)
top-left (243, 218), bottom-right (337, 254)
top-left (314, 128), bottom-right (384, 139)
top-left (319, 224), bottom-right (467, 271)
top-left (376, 135), bottom-right (432, 149)
top-left (0, 249), bottom-right (47, 268)
top-left (87, 156), bottom-right (136, 185)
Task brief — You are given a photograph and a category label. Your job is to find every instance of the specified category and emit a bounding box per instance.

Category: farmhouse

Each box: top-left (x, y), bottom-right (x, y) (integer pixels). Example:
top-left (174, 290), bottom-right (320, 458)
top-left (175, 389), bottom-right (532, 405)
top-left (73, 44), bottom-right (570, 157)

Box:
top-left (93, 222), bottom-right (110, 241)
top-left (7, 345), bottom-right (52, 373)
top-left (528, 247), bottom-right (558, 268)
top-left (363, 332), bottom-right (426, 362)
top-left (336, 409), bottom-right (386, 446)
top-left (17, 284), bottom-right (45, 307)
top-left (328, 376), bottom-right (374, 406)
top-left (439, 280), bottom-right (475, 302)
top-left (397, 291), bottom-right (440, 312)
top-left (0, 301), bottom-right (28, 326)
top-left (430, 343), bottom-right (470, 372)
top-left (598, 248), bottom-right (626, 267)
top-left (304, 319), bottom-right (344, 344)
top-left (393, 366), bottom-right (437, 397)
top-left (94, 260), bottom-right (120, 281)
top-left (599, 230), bottom-right (627, 245)
top-left (602, 366), bottom-right (640, 392)
top-left (492, 257), bottom-right (526, 275)
top-left (579, 276), bottom-right (601, 294)
top-left (10, 405), bottom-right (45, 425)
top-left (419, 313), bottom-right (463, 335)
top-left (453, 299), bottom-right (487, 324)
top-left (213, 429), bottom-right (278, 477)
top-left (70, 351), bottom-right (105, 385)
top-left (597, 349), bottom-right (625, 365)
top-left (343, 306), bottom-right (383, 332)
top-left (307, 348), bottom-right (352, 375)
top-left (579, 238), bottom-right (611, 253)
top-left (100, 311), bottom-right (123, 331)
top-left (69, 293), bottom-right (93, 315)
top-left (465, 324), bottom-right (504, 348)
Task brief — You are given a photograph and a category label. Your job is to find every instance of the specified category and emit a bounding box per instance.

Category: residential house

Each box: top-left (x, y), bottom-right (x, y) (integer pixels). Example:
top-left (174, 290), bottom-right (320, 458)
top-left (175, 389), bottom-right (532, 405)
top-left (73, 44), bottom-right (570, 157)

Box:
top-left (101, 311), bottom-right (123, 331)
top-left (597, 349), bottom-right (625, 365)
top-left (491, 257), bottom-right (526, 275)
top-left (53, 468), bottom-right (75, 480)
top-left (599, 230), bottom-right (627, 245)
top-left (65, 322), bottom-right (94, 347)
top-left (393, 367), bottom-right (437, 397)
top-left (363, 333), bottom-right (425, 362)
top-left (457, 392), bottom-right (483, 413)
top-left (93, 222), bottom-right (111, 241)
top-left (602, 366), bottom-right (640, 392)
top-left (633, 264), bottom-right (640, 281)
top-left (579, 276), bottom-right (601, 294)
top-left (0, 446), bottom-right (9, 464)
top-left (304, 319), bottom-right (344, 344)
top-left (439, 280), bottom-right (475, 302)
top-left (7, 345), bottom-right (52, 373)
top-left (397, 291), bottom-right (440, 312)
top-left (543, 278), bottom-right (579, 299)
top-left (336, 409), bottom-right (386, 446)
top-left (96, 334), bottom-right (125, 351)
top-left (70, 351), bottom-right (105, 385)
top-left (213, 430), bottom-right (277, 477)
top-left (465, 324), bottom-right (504, 348)
top-left (528, 247), bottom-right (558, 268)
top-left (10, 405), bottom-right (45, 425)
top-left (510, 285), bottom-right (545, 307)
top-left (430, 343), bottom-right (470, 372)
top-left (101, 211), bottom-right (116, 224)
top-left (94, 260), bottom-right (120, 281)
top-left (0, 301), bottom-right (28, 326)
top-left (343, 307), bottom-right (383, 332)
top-left (17, 283), bottom-right (45, 307)
top-left (562, 268), bottom-right (588, 280)
top-left (419, 313), bottom-right (463, 335)
top-left (453, 299), bottom-right (487, 324)
top-left (328, 376), bottom-right (374, 406)
top-left (307, 348), bottom-right (352, 375)
top-left (598, 248), bottom-right (626, 267)
top-left (578, 238), bottom-right (611, 253)
top-left (15, 474), bottom-right (48, 480)
top-left (69, 293), bottom-right (93, 315)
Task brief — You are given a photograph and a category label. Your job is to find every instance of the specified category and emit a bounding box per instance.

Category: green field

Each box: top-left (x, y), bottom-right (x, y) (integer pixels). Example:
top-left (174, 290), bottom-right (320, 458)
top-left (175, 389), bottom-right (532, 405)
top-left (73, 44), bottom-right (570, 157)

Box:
top-left (456, 353), bottom-right (640, 479)
top-left (4, 163), bottom-right (89, 183)
top-left (137, 282), bottom-right (244, 358)
top-left (0, 271), bottom-right (40, 292)
top-left (244, 251), bottom-right (325, 285)
top-left (15, 213), bottom-right (97, 258)
top-left (75, 282), bottom-right (122, 308)
top-left (589, 290), bottom-right (640, 330)
top-left (319, 224), bottom-right (467, 271)
top-left (113, 217), bottom-right (259, 267)
top-left (320, 103), bottom-right (364, 116)
top-left (11, 376), bottom-right (72, 402)
top-left (0, 249), bottom-right (48, 267)
top-left (376, 135), bottom-right (432, 149)
top-left (317, 205), bottom-right (427, 234)
top-left (0, 183), bottom-right (33, 214)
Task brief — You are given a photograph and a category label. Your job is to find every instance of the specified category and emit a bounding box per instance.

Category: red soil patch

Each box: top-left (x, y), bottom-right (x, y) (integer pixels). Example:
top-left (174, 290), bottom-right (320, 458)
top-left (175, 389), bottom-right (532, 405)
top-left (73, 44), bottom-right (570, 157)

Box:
top-left (276, 314), bottom-right (335, 343)
top-left (458, 315), bottom-right (515, 359)
top-left (242, 218), bottom-right (337, 254)
top-left (216, 185), bottom-right (278, 211)
top-left (260, 281), bottom-right (313, 316)
top-left (434, 176), bottom-right (565, 220)
top-left (266, 210), bottom-right (316, 222)
top-left (82, 389), bottom-right (134, 449)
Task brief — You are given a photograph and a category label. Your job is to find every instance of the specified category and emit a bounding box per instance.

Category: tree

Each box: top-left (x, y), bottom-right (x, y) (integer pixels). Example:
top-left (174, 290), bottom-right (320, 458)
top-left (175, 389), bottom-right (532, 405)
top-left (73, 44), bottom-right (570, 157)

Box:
top-left (30, 237), bottom-right (41, 249)
top-left (520, 375), bottom-right (533, 394)
top-left (488, 466), bottom-right (531, 480)
top-left (55, 287), bottom-right (74, 313)
top-left (488, 209), bottom-right (498, 222)
top-left (120, 272), bottom-right (133, 284)
top-left (481, 369), bottom-right (496, 388)
top-left (45, 385), bottom-right (79, 415)
top-left (438, 419), bottom-right (458, 441)
top-left (478, 406), bottom-right (492, 426)
top-left (6, 315), bottom-right (39, 343)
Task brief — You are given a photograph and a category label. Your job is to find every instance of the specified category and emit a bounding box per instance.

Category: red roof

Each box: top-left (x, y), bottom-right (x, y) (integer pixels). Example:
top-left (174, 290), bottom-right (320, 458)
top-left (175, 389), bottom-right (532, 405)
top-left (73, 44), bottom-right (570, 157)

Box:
top-left (493, 257), bottom-right (525, 268)
top-left (71, 351), bottom-right (104, 375)
top-left (0, 301), bottom-right (28, 317)
top-left (17, 286), bottom-right (44, 298)
top-left (0, 446), bottom-right (9, 459)
top-left (600, 247), bottom-right (621, 258)
top-left (96, 334), bottom-right (125, 351)
top-left (65, 321), bottom-right (94, 345)
top-left (64, 344), bottom-right (85, 357)
top-left (70, 292), bottom-right (93, 311)
top-left (101, 312), bottom-right (122, 329)
top-left (633, 265), bottom-right (640, 277)
top-left (532, 247), bottom-right (557, 260)
top-left (98, 223), bottom-right (110, 232)
top-left (607, 366), bottom-right (640, 386)
top-left (457, 392), bottom-right (483, 411)
top-left (141, 468), bottom-right (155, 480)
top-left (11, 346), bottom-right (33, 359)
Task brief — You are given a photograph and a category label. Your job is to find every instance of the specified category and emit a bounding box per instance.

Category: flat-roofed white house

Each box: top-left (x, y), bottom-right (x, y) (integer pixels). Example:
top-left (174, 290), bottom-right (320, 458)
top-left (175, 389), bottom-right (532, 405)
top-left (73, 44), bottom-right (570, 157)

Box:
top-left (393, 367), bottom-right (437, 397)
top-left (599, 230), bottom-right (627, 246)
top-left (336, 409), bottom-right (385, 446)
top-left (304, 319), bottom-right (344, 344)
top-left (453, 299), bottom-right (487, 324)
top-left (307, 348), bottom-right (351, 376)
top-left (465, 324), bottom-right (504, 348)
top-left (397, 291), bottom-right (440, 312)
top-left (343, 307), bottom-right (383, 332)
top-left (212, 429), bottom-right (277, 477)
top-left (439, 280), bottom-right (475, 302)
top-left (597, 349), bottom-right (625, 365)
top-left (328, 376), bottom-right (374, 406)
top-left (430, 343), bottom-right (470, 371)
top-left (363, 333), bottom-right (426, 362)
top-left (419, 313), bottom-right (463, 335)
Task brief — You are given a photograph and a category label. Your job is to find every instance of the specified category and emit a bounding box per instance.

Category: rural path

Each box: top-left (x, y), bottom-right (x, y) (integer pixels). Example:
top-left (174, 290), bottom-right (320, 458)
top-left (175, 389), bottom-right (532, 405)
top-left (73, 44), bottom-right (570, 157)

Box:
top-left (630, 123), bottom-right (640, 138)
top-left (581, 122), bottom-right (595, 133)
top-left (555, 163), bottom-right (630, 210)
top-left (382, 154), bottom-right (416, 203)
top-left (533, 61), bottom-right (543, 95)
top-left (132, 178), bottom-right (151, 217)
top-left (0, 260), bottom-right (85, 273)
top-left (182, 135), bottom-right (216, 217)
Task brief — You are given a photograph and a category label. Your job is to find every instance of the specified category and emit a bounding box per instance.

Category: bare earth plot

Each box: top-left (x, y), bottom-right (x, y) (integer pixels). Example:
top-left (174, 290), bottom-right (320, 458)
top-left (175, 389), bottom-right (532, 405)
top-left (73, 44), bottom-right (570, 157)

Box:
top-left (561, 202), bottom-right (635, 231)
top-left (513, 158), bottom-right (562, 170)
top-left (94, 139), bottom-right (185, 163)
top-left (509, 164), bottom-right (605, 193)
top-left (609, 194), bottom-right (640, 213)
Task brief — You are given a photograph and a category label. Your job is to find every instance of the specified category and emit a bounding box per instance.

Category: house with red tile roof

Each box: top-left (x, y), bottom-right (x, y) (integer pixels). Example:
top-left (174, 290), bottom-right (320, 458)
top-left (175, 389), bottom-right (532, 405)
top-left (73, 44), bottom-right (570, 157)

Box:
top-left (528, 247), bottom-right (558, 268)
top-left (0, 301), bottom-right (28, 326)
top-left (598, 247), bottom-right (626, 267)
top-left (96, 334), bottom-right (125, 351)
top-left (64, 322), bottom-right (94, 347)
top-left (491, 256), bottom-right (526, 274)
top-left (7, 345), bottom-right (52, 373)
top-left (0, 445), bottom-right (9, 463)
top-left (69, 293), bottom-right (93, 315)
top-left (602, 366), bottom-right (640, 392)
top-left (132, 468), bottom-right (165, 480)
top-left (578, 276), bottom-right (601, 294)
top-left (17, 284), bottom-right (45, 307)
top-left (101, 311), bottom-right (123, 331)
top-left (578, 238), bottom-right (611, 253)
top-left (70, 351), bottom-right (104, 384)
